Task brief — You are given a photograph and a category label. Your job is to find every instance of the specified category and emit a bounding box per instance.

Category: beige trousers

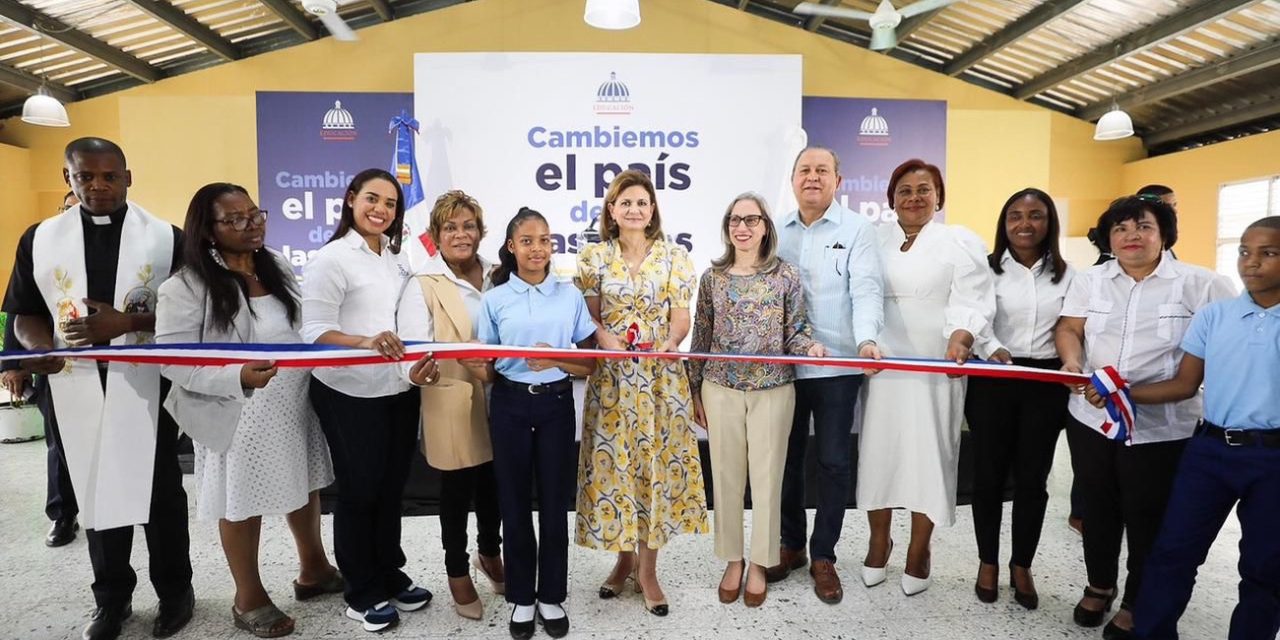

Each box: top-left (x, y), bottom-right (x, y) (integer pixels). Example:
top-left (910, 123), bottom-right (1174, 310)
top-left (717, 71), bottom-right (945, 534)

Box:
top-left (702, 380), bottom-right (796, 567)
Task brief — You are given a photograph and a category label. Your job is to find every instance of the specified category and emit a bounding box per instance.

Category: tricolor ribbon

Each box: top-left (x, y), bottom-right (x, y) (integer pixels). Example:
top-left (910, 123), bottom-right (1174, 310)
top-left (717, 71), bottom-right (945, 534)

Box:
top-left (625, 322), bottom-right (654, 363)
top-left (1089, 365), bottom-right (1136, 444)
top-left (0, 341), bottom-right (1092, 386)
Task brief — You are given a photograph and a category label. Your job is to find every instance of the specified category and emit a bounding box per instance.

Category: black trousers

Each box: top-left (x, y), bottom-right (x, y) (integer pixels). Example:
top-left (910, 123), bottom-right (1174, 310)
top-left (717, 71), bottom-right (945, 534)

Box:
top-left (85, 378), bottom-right (193, 609)
top-left (309, 378), bottom-right (420, 611)
top-left (438, 461), bottom-right (502, 578)
top-left (779, 375), bottom-right (863, 563)
top-left (488, 381), bottom-right (576, 607)
top-left (33, 376), bottom-right (78, 522)
top-left (964, 358), bottom-right (1068, 567)
top-left (1066, 416), bottom-right (1186, 608)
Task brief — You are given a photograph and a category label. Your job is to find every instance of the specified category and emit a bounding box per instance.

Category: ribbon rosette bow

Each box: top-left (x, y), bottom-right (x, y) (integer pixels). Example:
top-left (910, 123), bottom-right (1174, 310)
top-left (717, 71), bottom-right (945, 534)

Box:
top-left (1089, 365), bottom-right (1136, 444)
top-left (625, 322), bottom-right (654, 363)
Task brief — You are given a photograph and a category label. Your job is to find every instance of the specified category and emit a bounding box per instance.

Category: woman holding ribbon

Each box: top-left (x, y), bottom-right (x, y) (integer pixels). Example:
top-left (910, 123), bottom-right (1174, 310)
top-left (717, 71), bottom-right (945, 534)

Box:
top-left (687, 192), bottom-right (825, 608)
top-left (302, 169), bottom-right (439, 634)
top-left (857, 158), bottom-right (995, 597)
top-left (461, 207), bottom-right (597, 640)
top-left (965, 188), bottom-right (1073, 609)
top-left (1055, 195), bottom-right (1233, 637)
top-left (157, 183), bottom-right (338, 638)
top-left (413, 190), bottom-right (505, 620)
top-left (575, 170), bottom-right (709, 616)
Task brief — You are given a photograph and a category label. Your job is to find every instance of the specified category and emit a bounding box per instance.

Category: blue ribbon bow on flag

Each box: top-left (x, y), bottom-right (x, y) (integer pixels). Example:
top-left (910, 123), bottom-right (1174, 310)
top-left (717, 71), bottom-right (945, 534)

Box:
top-left (388, 111), bottom-right (436, 258)
top-left (1089, 365), bottom-right (1136, 444)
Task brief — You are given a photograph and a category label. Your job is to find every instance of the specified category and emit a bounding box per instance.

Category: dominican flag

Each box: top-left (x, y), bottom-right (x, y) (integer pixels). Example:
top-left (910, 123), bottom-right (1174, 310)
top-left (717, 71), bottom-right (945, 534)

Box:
top-left (389, 111), bottom-right (442, 272)
top-left (1090, 365), bottom-right (1136, 444)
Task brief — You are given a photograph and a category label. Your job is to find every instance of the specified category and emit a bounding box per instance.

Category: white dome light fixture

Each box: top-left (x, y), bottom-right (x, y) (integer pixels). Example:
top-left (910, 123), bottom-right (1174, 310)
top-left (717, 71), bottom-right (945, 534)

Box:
top-left (22, 86), bottom-right (70, 128)
top-left (1094, 107), bottom-right (1134, 141)
top-left (584, 0), bottom-right (640, 30)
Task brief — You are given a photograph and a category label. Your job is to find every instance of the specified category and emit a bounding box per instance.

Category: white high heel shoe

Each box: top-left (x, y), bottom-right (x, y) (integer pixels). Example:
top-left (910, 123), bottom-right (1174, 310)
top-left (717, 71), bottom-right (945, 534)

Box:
top-left (901, 555), bottom-right (932, 596)
top-left (861, 539), bottom-right (893, 588)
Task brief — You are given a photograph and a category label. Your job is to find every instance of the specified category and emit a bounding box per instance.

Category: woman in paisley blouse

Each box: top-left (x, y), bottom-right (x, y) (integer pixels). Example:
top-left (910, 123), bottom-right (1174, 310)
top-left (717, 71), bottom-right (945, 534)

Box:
top-left (688, 192), bottom-right (827, 608)
top-left (575, 170), bottom-right (710, 617)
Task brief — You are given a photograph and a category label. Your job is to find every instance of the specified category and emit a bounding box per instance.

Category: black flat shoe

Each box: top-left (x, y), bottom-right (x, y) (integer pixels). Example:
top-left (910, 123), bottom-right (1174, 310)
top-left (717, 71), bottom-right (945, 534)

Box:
top-left (47, 517), bottom-right (79, 547)
top-left (509, 607), bottom-right (534, 640)
top-left (1103, 619), bottom-right (1135, 640)
top-left (1073, 586), bottom-right (1116, 628)
top-left (82, 602), bottom-right (131, 640)
top-left (152, 587), bottom-right (194, 638)
top-left (537, 605), bottom-right (570, 639)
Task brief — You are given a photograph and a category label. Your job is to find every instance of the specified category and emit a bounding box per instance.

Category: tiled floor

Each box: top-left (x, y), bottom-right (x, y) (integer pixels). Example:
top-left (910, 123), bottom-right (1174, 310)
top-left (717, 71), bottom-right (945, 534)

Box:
top-left (0, 434), bottom-right (1246, 639)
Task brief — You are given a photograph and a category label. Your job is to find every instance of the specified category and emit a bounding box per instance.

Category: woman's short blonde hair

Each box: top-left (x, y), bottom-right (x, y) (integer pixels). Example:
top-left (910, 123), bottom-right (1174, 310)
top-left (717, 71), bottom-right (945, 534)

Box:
top-left (428, 190), bottom-right (486, 243)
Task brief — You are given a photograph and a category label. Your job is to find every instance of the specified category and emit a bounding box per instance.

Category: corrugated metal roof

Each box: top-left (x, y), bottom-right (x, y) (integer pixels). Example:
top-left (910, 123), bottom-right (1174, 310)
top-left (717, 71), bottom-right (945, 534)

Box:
top-left (1, 0), bottom-right (1277, 154)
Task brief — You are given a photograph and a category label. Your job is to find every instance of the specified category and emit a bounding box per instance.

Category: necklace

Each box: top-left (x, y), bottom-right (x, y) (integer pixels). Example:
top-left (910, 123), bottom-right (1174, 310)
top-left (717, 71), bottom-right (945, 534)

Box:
top-left (903, 230), bottom-right (921, 239)
top-left (235, 270), bottom-right (259, 282)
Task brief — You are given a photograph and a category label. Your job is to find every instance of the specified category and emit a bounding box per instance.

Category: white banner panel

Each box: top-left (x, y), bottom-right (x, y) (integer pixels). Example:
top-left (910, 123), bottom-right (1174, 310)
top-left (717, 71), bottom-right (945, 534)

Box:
top-left (411, 52), bottom-right (802, 277)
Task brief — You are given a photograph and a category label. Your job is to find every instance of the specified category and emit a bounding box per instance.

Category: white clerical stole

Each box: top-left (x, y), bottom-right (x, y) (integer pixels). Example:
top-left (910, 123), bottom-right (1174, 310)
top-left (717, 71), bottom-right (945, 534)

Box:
top-left (31, 202), bottom-right (173, 530)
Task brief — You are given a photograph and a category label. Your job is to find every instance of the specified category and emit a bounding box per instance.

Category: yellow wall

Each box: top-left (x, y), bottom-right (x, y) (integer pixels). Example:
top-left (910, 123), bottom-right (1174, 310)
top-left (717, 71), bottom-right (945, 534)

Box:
top-left (0, 0), bottom-right (1155, 286)
top-left (1120, 129), bottom-right (1280, 269)
top-left (0, 142), bottom-right (36, 284)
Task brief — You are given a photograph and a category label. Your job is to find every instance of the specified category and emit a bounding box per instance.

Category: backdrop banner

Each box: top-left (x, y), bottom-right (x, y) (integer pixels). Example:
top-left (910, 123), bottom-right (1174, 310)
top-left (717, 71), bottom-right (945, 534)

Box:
top-left (409, 52), bottom-right (803, 277)
top-left (256, 91), bottom-right (414, 275)
top-left (802, 96), bottom-right (948, 225)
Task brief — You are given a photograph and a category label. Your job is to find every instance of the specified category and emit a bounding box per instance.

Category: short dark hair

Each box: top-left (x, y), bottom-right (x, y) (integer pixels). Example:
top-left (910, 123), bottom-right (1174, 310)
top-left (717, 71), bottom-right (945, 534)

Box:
top-left (887, 158), bottom-right (945, 209)
top-left (791, 146), bottom-right (841, 176)
top-left (1246, 216), bottom-right (1280, 233)
top-left (64, 137), bottom-right (127, 167)
top-left (1137, 184), bottom-right (1173, 197)
top-left (1095, 195), bottom-right (1177, 251)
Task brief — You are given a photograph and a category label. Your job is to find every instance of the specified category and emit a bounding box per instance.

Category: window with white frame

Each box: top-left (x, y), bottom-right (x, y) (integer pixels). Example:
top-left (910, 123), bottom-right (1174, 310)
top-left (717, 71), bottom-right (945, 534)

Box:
top-left (1217, 176), bottom-right (1280, 290)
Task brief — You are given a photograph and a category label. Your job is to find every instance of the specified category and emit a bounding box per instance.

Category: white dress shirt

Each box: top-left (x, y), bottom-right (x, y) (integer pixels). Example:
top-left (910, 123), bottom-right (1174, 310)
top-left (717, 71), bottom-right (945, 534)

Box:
top-left (301, 230), bottom-right (433, 398)
top-left (1061, 253), bottom-right (1235, 444)
top-left (978, 251), bottom-right (1075, 360)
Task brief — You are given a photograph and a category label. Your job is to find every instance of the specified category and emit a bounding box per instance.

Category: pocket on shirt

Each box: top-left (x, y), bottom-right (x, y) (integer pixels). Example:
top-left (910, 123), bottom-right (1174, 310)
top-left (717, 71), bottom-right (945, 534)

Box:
top-left (1084, 298), bottom-right (1114, 335)
top-left (1156, 302), bottom-right (1193, 341)
top-left (824, 247), bottom-right (850, 277)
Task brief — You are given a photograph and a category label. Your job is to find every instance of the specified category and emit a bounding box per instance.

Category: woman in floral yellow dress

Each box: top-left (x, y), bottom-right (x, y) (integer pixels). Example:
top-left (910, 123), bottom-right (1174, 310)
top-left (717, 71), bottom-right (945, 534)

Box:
top-left (575, 170), bottom-right (710, 617)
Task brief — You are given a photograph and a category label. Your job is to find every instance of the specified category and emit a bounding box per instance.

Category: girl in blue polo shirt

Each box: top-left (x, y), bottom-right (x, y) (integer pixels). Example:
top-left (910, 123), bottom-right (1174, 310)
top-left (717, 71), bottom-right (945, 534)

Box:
top-left (1088, 216), bottom-right (1280, 640)
top-left (461, 207), bottom-right (597, 640)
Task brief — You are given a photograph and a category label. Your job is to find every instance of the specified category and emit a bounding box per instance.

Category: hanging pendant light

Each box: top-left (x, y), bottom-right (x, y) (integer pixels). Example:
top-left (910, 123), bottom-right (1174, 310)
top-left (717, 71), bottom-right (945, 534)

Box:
top-left (21, 86), bottom-right (70, 128)
top-left (584, 0), bottom-right (640, 30)
top-left (1093, 107), bottom-right (1133, 141)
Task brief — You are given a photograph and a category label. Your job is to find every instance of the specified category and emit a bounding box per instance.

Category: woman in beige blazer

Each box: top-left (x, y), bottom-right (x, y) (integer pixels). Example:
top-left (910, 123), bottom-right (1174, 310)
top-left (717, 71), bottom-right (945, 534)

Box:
top-left (416, 190), bottom-right (505, 620)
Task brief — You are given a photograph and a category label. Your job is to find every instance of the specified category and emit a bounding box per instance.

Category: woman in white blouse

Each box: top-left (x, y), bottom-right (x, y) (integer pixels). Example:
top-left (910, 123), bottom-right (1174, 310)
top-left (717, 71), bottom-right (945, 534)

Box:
top-left (966, 188), bottom-right (1074, 610)
top-left (301, 169), bottom-right (440, 634)
top-left (1055, 195), bottom-right (1234, 638)
top-left (858, 159), bottom-right (995, 596)
top-left (157, 183), bottom-right (338, 638)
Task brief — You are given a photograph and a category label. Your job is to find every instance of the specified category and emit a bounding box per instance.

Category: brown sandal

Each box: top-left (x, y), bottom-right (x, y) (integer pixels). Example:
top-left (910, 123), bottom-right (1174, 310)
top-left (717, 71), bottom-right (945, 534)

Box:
top-left (232, 604), bottom-right (295, 638)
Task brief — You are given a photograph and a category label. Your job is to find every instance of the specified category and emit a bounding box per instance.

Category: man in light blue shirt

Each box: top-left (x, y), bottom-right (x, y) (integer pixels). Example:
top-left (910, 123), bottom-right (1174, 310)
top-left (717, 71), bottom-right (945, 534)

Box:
top-left (768, 146), bottom-right (884, 604)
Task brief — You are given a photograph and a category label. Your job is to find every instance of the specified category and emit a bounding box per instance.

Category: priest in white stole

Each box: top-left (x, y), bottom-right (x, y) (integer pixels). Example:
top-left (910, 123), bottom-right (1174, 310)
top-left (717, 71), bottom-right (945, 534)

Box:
top-left (2, 138), bottom-right (194, 640)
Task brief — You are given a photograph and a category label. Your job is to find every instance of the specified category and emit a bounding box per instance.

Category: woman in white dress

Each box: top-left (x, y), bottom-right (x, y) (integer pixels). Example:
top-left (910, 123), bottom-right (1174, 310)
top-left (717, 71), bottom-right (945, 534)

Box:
top-left (156, 183), bottom-right (338, 638)
top-left (857, 159), bottom-right (995, 596)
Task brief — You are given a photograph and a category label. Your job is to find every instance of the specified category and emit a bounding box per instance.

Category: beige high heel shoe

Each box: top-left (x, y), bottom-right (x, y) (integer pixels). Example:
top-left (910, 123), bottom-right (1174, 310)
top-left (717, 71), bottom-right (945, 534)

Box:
top-left (449, 576), bottom-right (483, 620)
top-left (598, 553), bottom-right (636, 599)
top-left (472, 553), bottom-right (506, 596)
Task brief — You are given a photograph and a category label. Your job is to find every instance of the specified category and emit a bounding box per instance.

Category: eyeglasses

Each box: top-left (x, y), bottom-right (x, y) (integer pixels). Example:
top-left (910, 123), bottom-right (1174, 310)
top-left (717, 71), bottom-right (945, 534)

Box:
top-left (727, 215), bottom-right (764, 228)
top-left (215, 210), bottom-right (268, 231)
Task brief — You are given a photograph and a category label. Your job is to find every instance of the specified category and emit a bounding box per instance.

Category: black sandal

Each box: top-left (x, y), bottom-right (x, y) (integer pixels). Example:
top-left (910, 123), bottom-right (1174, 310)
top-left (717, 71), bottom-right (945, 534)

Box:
top-left (292, 569), bottom-right (344, 601)
top-left (1073, 586), bottom-right (1116, 627)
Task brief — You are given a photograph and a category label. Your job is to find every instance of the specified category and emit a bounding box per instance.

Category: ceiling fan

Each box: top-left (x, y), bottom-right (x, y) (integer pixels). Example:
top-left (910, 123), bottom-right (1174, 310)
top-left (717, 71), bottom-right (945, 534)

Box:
top-left (793, 0), bottom-right (960, 51)
top-left (301, 0), bottom-right (359, 41)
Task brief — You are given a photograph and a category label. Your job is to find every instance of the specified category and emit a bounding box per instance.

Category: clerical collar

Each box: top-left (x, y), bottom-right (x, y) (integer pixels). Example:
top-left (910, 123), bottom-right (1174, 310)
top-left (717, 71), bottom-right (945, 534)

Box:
top-left (79, 203), bottom-right (128, 226)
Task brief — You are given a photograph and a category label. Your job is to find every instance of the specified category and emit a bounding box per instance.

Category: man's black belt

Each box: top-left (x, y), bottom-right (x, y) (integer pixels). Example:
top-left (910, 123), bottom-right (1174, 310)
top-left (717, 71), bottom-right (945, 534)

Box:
top-left (1198, 420), bottom-right (1280, 449)
top-left (496, 376), bottom-right (573, 395)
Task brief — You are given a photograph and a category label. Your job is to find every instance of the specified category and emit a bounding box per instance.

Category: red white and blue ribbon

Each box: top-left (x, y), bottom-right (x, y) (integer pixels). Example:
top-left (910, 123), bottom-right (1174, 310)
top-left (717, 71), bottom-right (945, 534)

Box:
top-left (1089, 365), bottom-right (1136, 444)
top-left (0, 341), bottom-right (1094, 385)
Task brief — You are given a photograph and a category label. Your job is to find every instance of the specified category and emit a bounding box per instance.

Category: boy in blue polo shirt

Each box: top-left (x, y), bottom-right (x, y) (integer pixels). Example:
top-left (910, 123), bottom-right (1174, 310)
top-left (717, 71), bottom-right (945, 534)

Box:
top-left (1090, 216), bottom-right (1279, 639)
